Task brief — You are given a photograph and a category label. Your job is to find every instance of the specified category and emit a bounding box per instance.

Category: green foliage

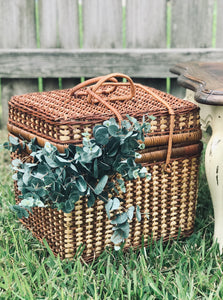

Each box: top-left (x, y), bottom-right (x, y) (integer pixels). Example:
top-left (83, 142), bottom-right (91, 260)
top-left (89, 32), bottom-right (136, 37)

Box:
top-left (8, 116), bottom-right (152, 248)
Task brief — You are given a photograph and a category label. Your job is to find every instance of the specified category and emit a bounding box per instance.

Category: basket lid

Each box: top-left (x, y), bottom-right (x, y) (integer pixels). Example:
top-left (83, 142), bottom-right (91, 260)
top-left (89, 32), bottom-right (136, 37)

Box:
top-left (8, 73), bottom-right (202, 170)
top-left (8, 73), bottom-right (200, 147)
top-left (8, 73), bottom-right (197, 123)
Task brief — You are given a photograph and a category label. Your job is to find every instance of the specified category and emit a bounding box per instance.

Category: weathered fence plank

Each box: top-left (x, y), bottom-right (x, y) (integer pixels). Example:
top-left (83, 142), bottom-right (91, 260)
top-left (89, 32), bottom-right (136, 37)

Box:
top-left (83, 0), bottom-right (123, 49)
top-left (216, 0), bottom-right (223, 47)
top-left (170, 0), bottom-right (215, 98)
top-left (57, 0), bottom-right (80, 89)
top-left (38, 0), bottom-right (80, 91)
top-left (38, 0), bottom-right (58, 91)
top-left (171, 0), bottom-right (214, 48)
top-left (126, 0), bottom-right (167, 91)
top-left (0, 0), bottom-right (38, 127)
top-left (1, 48), bottom-right (223, 78)
top-left (126, 0), bottom-right (166, 48)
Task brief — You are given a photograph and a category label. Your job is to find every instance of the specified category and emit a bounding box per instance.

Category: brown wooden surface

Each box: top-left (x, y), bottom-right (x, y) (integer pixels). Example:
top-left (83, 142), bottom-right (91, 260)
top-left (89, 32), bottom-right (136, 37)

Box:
top-left (170, 62), bottom-right (223, 105)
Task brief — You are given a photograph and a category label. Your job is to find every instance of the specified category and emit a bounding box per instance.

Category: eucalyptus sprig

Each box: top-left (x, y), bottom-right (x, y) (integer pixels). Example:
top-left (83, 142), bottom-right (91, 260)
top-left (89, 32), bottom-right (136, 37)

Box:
top-left (7, 115), bottom-right (153, 249)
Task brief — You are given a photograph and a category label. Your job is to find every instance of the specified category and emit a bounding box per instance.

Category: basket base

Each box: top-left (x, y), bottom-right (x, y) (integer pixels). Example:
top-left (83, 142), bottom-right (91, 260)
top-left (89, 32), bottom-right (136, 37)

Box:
top-left (15, 154), bottom-right (200, 261)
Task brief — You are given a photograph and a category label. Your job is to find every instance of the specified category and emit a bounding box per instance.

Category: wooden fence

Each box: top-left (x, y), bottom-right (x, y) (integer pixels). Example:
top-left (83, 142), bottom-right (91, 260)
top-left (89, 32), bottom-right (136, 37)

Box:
top-left (0, 0), bottom-right (222, 127)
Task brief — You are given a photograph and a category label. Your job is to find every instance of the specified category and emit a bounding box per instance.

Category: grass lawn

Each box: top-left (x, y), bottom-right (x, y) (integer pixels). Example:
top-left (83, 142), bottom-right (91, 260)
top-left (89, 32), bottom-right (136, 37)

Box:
top-left (0, 129), bottom-right (223, 299)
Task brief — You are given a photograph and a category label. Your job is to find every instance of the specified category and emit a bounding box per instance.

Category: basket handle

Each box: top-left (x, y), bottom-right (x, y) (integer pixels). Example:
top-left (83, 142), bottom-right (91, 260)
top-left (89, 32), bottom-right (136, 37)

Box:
top-left (87, 73), bottom-right (135, 103)
top-left (70, 73), bottom-right (135, 103)
top-left (69, 75), bottom-right (118, 97)
top-left (69, 73), bottom-right (136, 126)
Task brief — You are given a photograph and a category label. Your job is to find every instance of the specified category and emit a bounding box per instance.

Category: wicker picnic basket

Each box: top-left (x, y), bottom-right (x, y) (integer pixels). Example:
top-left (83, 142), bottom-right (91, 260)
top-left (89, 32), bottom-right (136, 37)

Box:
top-left (8, 73), bottom-right (202, 261)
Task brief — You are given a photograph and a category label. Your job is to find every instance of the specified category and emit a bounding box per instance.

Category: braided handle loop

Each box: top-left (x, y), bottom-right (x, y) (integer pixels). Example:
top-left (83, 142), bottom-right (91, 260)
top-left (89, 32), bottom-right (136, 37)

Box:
top-left (69, 73), bottom-right (136, 126)
top-left (86, 73), bottom-right (135, 103)
top-left (69, 75), bottom-right (118, 97)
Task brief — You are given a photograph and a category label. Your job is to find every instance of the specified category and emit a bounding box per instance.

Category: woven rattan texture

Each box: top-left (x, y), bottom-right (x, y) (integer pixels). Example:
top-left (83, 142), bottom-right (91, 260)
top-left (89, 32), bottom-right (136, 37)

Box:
top-left (8, 85), bottom-right (200, 145)
top-left (12, 149), bottom-right (201, 261)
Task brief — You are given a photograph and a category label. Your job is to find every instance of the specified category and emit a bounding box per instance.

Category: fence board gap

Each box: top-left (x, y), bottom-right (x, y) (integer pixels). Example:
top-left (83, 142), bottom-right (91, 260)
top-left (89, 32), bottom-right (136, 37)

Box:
top-left (170, 79), bottom-right (186, 99)
top-left (134, 78), bottom-right (167, 93)
top-left (62, 78), bottom-right (81, 90)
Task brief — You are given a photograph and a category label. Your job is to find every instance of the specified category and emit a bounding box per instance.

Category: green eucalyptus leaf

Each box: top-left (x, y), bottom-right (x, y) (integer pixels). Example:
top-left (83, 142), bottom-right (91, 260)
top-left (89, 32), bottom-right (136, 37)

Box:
top-left (108, 125), bottom-right (119, 137)
top-left (138, 143), bottom-right (145, 150)
top-left (124, 131), bottom-right (133, 140)
top-left (105, 199), bottom-right (113, 219)
top-left (136, 205), bottom-right (141, 222)
top-left (83, 146), bottom-right (91, 153)
top-left (126, 114), bottom-right (137, 124)
top-left (63, 200), bottom-right (75, 213)
top-left (68, 144), bottom-right (76, 155)
top-left (32, 172), bottom-right (45, 180)
top-left (139, 166), bottom-right (148, 178)
top-left (114, 245), bottom-right (121, 251)
top-left (98, 161), bottom-right (111, 171)
top-left (111, 197), bottom-right (120, 211)
top-left (112, 154), bottom-right (123, 169)
top-left (78, 162), bottom-right (91, 175)
top-left (68, 190), bottom-right (80, 203)
top-left (148, 115), bottom-right (156, 121)
top-left (37, 163), bottom-right (49, 174)
top-left (44, 142), bottom-right (57, 154)
top-left (55, 155), bottom-right (71, 165)
top-left (146, 173), bottom-right (152, 181)
top-left (94, 126), bottom-right (109, 145)
top-left (9, 136), bottom-right (19, 145)
top-left (76, 176), bottom-right (87, 192)
top-left (93, 159), bottom-right (98, 178)
top-left (111, 212), bottom-right (128, 225)
top-left (98, 191), bottom-right (108, 202)
top-left (23, 170), bottom-right (31, 185)
top-left (70, 163), bottom-right (78, 173)
top-left (87, 191), bottom-right (96, 207)
top-left (121, 119), bottom-right (131, 129)
top-left (12, 159), bottom-right (22, 168)
top-left (3, 141), bottom-right (11, 150)
top-left (93, 124), bottom-right (102, 136)
top-left (20, 197), bottom-right (35, 207)
top-left (113, 221), bottom-right (130, 239)
top-left (111, 229), bottom-right (124, 244)
top-left (10, 205), bottom-right (29, 219)
top-left (106, 137), bottom-right (120, 157)
top-left (44, 176), bottom-right (55, 189)
top-left (44, 156), bottom-right (58, 168)
top-left (127, 206), bottom-right (135, 220)
top-left (35, 188), bottom-right (47, 197)
top-left (127, 157), bottom-right (136, 168)
top-left (55, 202), bottom-right (65, 211)
top-left (12, 173), bottom-right (18, 181)
top-left (94, 175), bottom-right (108, 195)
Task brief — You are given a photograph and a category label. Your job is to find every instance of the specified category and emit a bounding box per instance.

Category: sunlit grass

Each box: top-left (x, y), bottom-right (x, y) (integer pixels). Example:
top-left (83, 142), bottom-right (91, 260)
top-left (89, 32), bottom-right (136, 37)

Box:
top-left (0, 129), bottom-right (222, 299)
